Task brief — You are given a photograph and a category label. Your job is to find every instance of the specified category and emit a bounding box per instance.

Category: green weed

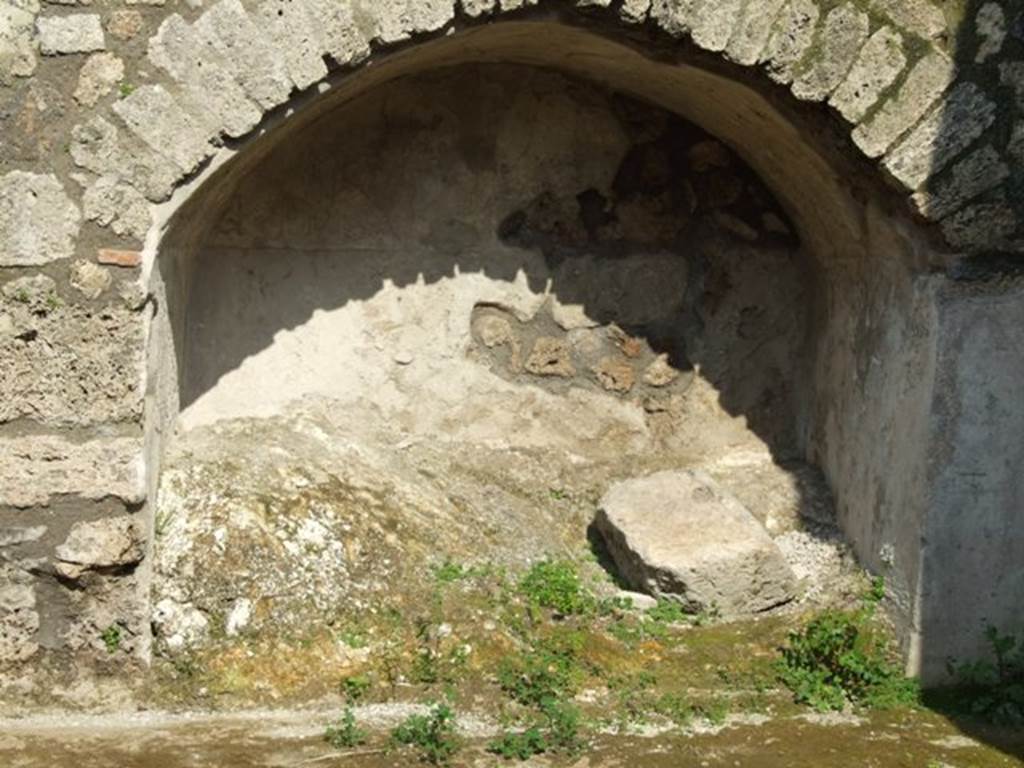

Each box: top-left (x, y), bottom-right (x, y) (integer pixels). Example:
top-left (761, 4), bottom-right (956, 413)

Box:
top-left (391, 703), bottom-right (459, 765)
top-left (944, 626), bottom-right (1024, 725)
top-left (519, 559), bottom-right (594, 616)
top-left (776, 578), bottom-right (918, 712)
top-left (101, 624), bottom-right (121, 654)
top-left (324, 708), bottom-right (367, 749)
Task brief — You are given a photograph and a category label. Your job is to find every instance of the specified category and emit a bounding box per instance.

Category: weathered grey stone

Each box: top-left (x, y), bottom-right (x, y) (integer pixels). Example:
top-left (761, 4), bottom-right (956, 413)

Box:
top-left (869, 0), bottom-right (945, 39)
top-left (111, 85), bottom-right (216, 175)
top-left (69, 259), bottom-right (112, 300)
top-left (690, 0), bottom-right (743, 52)
top-left (55, 515), bottom-right (145, 580)
top-left (499, 0), bottom-right (539, 9)
top-left (649, 0), bottom-right (700, 38)
top-left (912, 146), bottom-right (1010, 220)
top-left (0, 286), bottom-right (144, 426)
top-left (152, 598), bottom-right (210, 652)
top-left (1000, 61), bottom-right (1024, 110)
top-left (0, 172), bottom-right (81, 267)
top-left (975, 2), bottom-right (1006, 63)
top-left (70, 116), bottom-right (180, 202)
top-left (619, 0), bottom-right (650, 23)
top-left (256, 0), bottom-right (328, 91)
top-left (761, 0), bottom-right (819, 84)
top-left (0, 3), bottom-right (37, 83)
top-left (106, 9), bottom-right (143, 41)
top-left (0, 566), bottom-right (38, 664)
top-left (460, 0), bottom-right (497, 16)
top-left (0, 435), bottom-right (145, 508)
top-left (360, 0), bottom-right (454, 45)
top-left (0, 526), bottom-right (46, 547)
top-left (725, 0), bottom-right (787, 65)
top-left (82, 175), bottom-right (152, 241)
top-left (941, 199), bottom-right (1018, 249)
top-left (72, 52), bottom-right (123, 107)
top-left (525, 337), bottom-right (575, 378)
top-left (305, 0), bottom-right (370, 64)
top-left (195, 0), bottom-right (293, 111)
top-left (883, 82), bottom-right (997, 190)
top-left (829, 26), bottom-right (906, 122)
top-left (36, 13), bottom-right (104, 54)
top-left (1009, 122), bottom-right (1024, 165)
top-left (852, 51), bottom-right (956, 158)
top-left (595, 470), bottom-right (797, 615)
top-left (147, 15), bottom-right (261, 138)
top-left (791, 4), bottom-right (869, 102)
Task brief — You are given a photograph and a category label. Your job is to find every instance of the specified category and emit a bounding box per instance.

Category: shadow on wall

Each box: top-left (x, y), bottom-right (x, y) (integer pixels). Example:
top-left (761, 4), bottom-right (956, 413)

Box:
top-left (165, 64), bottom-right (816, 464)
top-left (914, 1), bottom-right (1024, 759)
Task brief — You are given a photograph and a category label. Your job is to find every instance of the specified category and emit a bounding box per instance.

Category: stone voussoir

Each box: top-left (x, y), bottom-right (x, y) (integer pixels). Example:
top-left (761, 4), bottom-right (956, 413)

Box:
top-left (851, 50), bottom-right (956, 159)
top-left (147, 13), bottom-right (262, 138)
top-left (595, 470), bottom-right (798, 616)
top-left (761, 0), bottom-right (820, 85)
top-left (790, 3), bottom-right (869, 102)
top-left (725, 0), bottom-right (788, 66)
top-left (829, 25), bottom-right (906, 123)
top-left (883, 82), bottom-right (997, 192)
top-left (111, 84), bottom-right (217, 176)
top-left (256, 0), bottom-right (329, 91)
top-left (911, 145), bottom-right (1010, 221)
top-left (194, 0), bottom-right (295, 111)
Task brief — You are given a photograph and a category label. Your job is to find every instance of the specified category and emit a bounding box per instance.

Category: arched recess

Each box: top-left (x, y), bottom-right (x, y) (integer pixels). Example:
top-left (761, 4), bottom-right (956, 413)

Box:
top-left (144, 18), bottom-right (948, 676)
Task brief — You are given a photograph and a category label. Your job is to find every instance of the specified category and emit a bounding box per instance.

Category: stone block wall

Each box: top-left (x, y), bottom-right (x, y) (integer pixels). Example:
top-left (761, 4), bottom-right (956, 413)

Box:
top-left (0, 0), bottom-right (1021, 696)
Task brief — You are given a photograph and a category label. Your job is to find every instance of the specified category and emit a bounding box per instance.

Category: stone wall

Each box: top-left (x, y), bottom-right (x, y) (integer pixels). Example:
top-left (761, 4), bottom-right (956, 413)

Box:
top-left (0, 0), bottom-right (1022, 697)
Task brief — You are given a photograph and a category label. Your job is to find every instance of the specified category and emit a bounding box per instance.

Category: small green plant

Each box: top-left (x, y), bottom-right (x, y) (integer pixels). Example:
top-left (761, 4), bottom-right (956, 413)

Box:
top-left (324, 708), bottom-right (367, 749)
top-left (391, 703), bottom-right (459, 765)
top-left (13, 288), bottom-right (29, 304)
top-left (44, 293), bottom-right (61, 311)
top-left (119, 82), bottom-right (135, 97)
top-left (645, 599), bottom-right (688, 624)
top-left (945, 626), bottom-right (1024, 725)
top-left (776, 577), bottom-right (918, 712)
top-left (539, 699), bottom-right (583, 755)
top-left (487, 700), bottom-right (583, 760)
top-left (341, 674), bottom-right (371, 703)
top-left (518, 559), bottom-right (594, 616)
top-left (100, 624), bottom-right (121, 654)
top-left (487, 726), bottom-right (547, 760)
top-left (497, 632), bottom-right (588, 707)
top-left (432, 559), bottom-right (469, 584)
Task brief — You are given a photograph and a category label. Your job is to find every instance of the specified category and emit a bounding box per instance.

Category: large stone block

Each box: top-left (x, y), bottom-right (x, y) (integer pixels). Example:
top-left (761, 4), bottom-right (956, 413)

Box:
top-left (595, 470), bottom-right (797, 615)
top-left (0, 172), bottom-right (80, 267)
top-left (0, 277), bottom-right (145, 427)
top-left (55, 515), bottom-right (145, 580)
top-left (0, 434), bottom-right (145, 508)
top-left (0, 565), bottom-right (38, 665)
top-left (35, 13), bottom-right (104, 55)
top-left (0, 3), bottom-right (37, 83)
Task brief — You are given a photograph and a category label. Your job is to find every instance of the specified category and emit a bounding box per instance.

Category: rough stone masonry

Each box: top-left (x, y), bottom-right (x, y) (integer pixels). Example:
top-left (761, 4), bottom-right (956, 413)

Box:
top-left (0, 0), bottom-right (1022, 703)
